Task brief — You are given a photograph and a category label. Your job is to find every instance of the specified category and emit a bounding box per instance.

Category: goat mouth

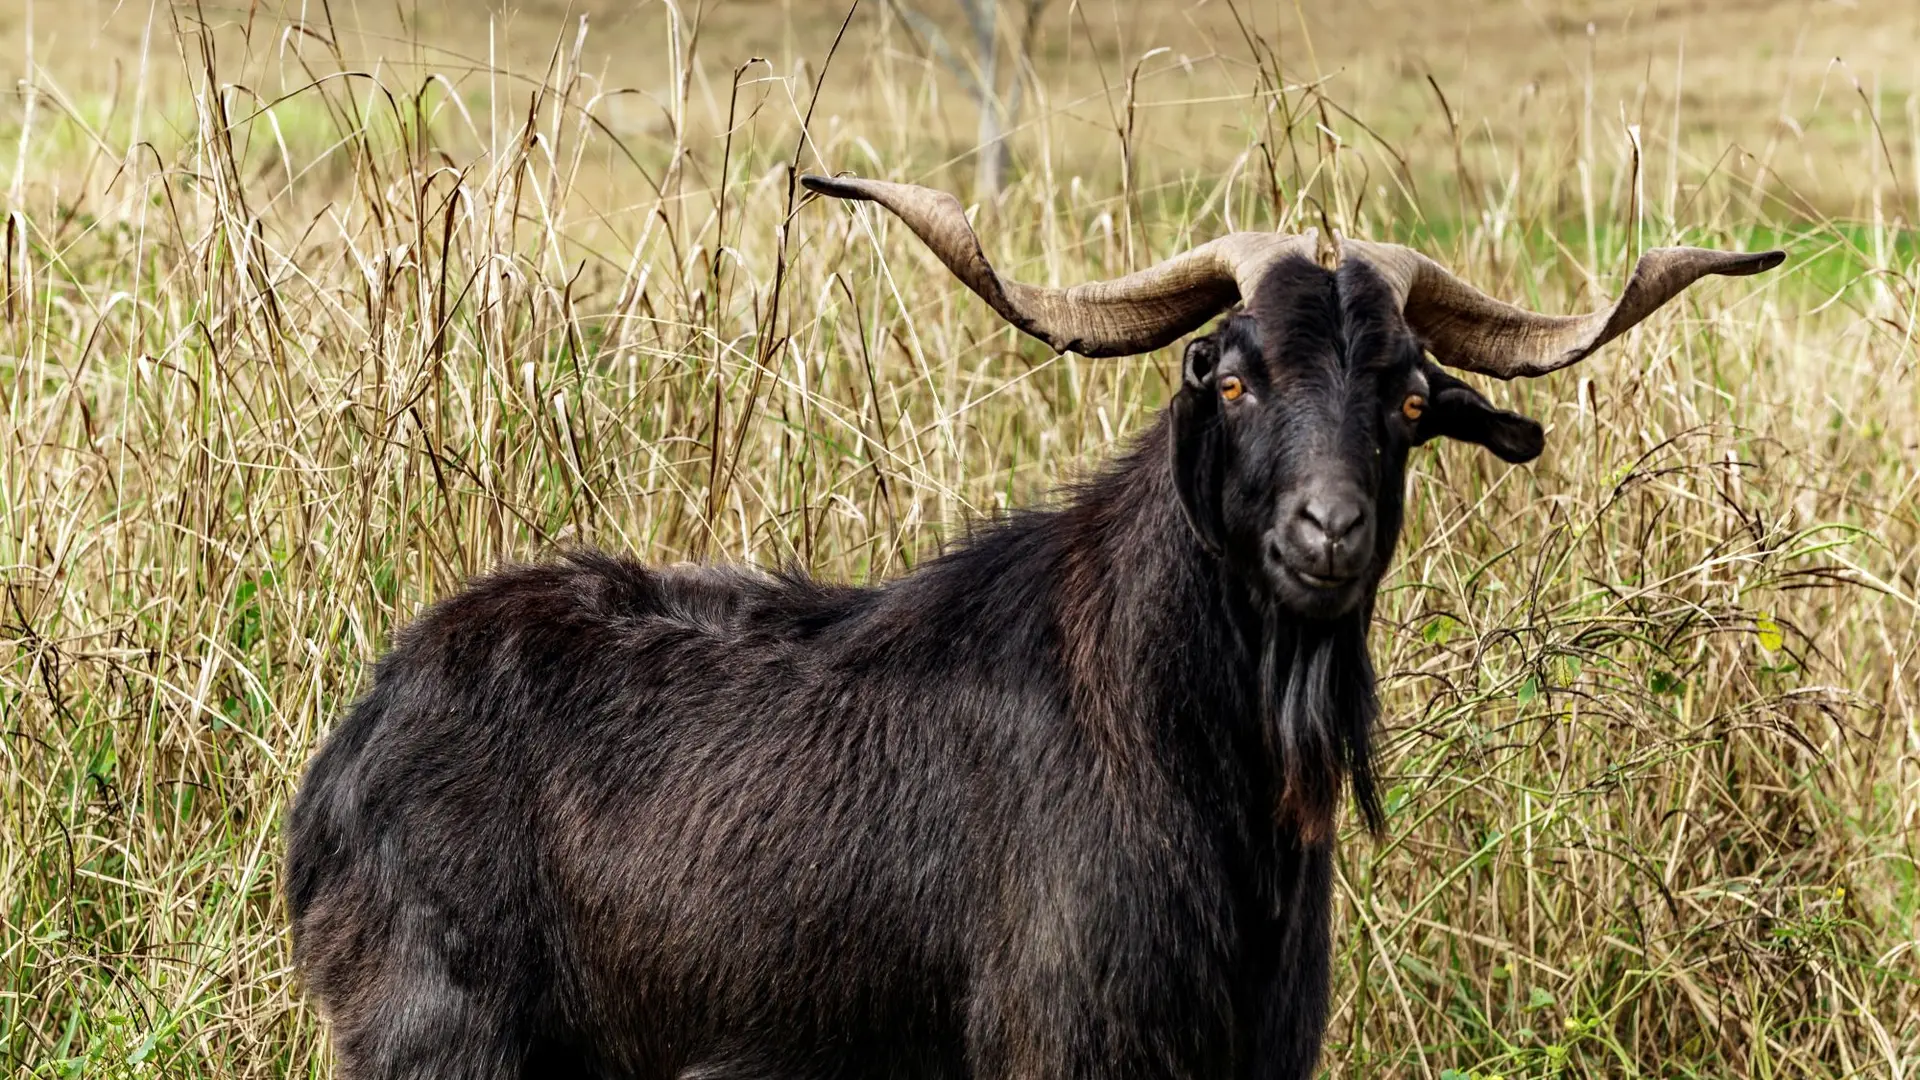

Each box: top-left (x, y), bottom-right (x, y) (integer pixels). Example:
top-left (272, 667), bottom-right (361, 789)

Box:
top-left (1282, 564), bottom-right (1357, 591)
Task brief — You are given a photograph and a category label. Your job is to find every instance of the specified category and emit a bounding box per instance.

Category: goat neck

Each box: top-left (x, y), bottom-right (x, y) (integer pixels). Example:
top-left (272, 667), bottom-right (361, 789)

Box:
top-left (1047, 419), bottom-right (1382, 843)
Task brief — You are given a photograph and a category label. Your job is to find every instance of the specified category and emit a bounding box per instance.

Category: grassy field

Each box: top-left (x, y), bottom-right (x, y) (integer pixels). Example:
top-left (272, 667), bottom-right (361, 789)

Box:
top-left (2, 0), bottom-right (1917, 1076)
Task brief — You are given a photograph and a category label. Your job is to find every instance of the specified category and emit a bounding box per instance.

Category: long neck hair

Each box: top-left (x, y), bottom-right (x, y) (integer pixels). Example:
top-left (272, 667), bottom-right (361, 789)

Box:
top-left (1036, 421), bottom-right (1387, 844)
top-left (1260, 607), bottom-right (1381, 842)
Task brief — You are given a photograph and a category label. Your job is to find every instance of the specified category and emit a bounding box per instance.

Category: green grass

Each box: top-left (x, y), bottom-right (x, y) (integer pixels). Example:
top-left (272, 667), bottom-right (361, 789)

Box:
top-left (2, 3), bottom-right (1917, 1078)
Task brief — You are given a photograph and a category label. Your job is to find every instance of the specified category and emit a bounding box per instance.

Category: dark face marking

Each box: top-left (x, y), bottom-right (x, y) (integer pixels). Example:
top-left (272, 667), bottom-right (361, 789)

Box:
top-left (1172, 256), bottom-right (1545, 619)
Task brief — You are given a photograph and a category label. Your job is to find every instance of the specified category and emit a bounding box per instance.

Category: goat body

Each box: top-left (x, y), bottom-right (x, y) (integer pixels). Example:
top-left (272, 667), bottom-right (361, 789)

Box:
top-left (288, 422), bottom-right (1362, 1080)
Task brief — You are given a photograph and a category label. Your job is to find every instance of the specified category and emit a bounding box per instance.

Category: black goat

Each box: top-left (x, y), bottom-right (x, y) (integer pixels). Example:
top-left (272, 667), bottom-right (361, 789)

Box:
top-left (286, 176), bottom-right (1781, 1080)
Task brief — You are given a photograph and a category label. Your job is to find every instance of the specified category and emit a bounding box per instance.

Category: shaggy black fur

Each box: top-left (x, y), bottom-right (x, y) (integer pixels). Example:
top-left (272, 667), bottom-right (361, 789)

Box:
top-left (286, 256), bottom-right (1545, 1079)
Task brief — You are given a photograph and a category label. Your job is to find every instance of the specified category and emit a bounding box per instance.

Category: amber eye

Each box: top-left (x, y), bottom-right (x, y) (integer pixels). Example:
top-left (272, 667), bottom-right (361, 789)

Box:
top-left (1401, 394), bottom-right (1426, 421)
top-left (1219, 375), bottom-right (1246, 402)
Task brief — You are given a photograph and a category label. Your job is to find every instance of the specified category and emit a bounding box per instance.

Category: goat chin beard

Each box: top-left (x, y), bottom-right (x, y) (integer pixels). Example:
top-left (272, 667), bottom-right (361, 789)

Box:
top-left (1259, 610), bottom-right (1382, 844)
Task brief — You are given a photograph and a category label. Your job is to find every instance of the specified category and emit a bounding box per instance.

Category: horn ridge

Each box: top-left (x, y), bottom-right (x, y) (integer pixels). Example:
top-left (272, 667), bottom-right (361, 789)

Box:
top-left (802, 174), bottom-right (1310, 358)
top-left (803, 174), bottom-right (1784, 371)
top-left (1345, 240), bottom-right (1786, 379)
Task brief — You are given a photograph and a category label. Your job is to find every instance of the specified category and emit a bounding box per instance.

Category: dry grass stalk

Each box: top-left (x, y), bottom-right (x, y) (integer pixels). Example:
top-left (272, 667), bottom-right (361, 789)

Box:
top-left (1, 3), bottom-right (1916, 1077)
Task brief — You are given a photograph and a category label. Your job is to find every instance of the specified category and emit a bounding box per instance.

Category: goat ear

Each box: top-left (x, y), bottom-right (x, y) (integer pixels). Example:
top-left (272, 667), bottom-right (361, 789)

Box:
top-left (1413, 362), bottom-right (1545, 464)
top-left (1181, 336), bottom-right (1219, 390)
top-left (1171, 339), bottom-right (1228, 555)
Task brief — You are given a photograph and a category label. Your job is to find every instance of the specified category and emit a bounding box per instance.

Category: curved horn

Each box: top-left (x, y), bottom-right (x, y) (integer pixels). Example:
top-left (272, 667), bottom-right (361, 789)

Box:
top-left (802, 174), bottom-right (1312, 357)
top-left (1345, 240), bottom-right (1786, 380)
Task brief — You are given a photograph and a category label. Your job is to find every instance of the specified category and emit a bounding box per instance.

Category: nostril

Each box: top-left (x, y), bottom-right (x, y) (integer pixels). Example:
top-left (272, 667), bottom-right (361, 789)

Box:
top-left (1301, 496), bottom-right (1367, 545)
top-left (1298, 499), bottom-right (1333, 536)
top-left (1328, 503), bottom-right (1366, 543)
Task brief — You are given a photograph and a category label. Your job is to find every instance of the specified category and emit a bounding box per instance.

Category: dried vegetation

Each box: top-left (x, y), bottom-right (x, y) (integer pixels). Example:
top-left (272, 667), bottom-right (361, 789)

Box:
top-left (1, 1), bottom-right (1916, 1076)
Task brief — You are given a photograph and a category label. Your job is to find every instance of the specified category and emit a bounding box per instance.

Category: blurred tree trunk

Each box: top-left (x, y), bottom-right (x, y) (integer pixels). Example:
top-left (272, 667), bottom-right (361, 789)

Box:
top-left (889, 0), bottom-right (1051, 197)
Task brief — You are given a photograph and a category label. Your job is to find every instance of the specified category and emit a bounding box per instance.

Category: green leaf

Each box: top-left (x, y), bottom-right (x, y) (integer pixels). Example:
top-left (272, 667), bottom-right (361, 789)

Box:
top-left (1423, 614), bottom-right (1459, 644)
top-left (1527, 986), bottom-right (1557, 1010)
top-left (231, 577), bottom-right (265, 650)
top-left (1649, 670), bottom-right (1687, 695)
top-left (1555, 655), bottom-right (1583, 683)
top-left (1518, 676), bottom-right (1540, 705)
top-left (129, 1030), bottom-right (159, 1064)
top-left (1383, 784), bottom-right (1412, 817)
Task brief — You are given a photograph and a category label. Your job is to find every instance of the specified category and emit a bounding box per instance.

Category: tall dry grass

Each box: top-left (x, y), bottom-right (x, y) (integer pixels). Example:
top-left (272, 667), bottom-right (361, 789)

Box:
top-left (2, 2), bottom-right (1916, 1077)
